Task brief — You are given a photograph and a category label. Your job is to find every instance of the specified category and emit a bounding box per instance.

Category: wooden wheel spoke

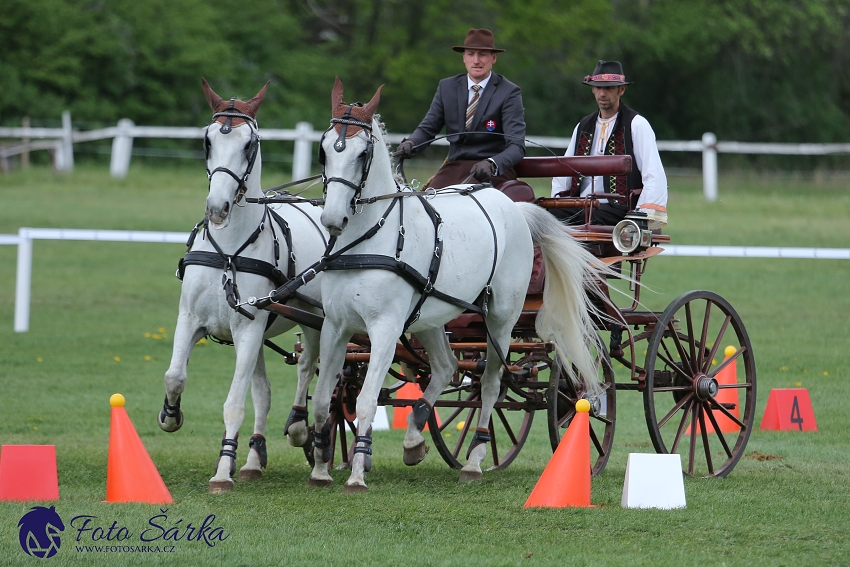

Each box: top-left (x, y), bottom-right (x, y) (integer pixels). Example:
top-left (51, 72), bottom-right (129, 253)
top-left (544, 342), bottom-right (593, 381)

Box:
top-left (656, 348), bottom-right (693, 383)
top-left (698, 407), bottom-right (715, 476)
top-left (704, 404), bottom-right (734, 458)
top-left (669, 320), bottom-right (695, 374)
top-left (685, 302), bottom-right (698, 369)
top-left (657, 392), bottom-right (694, 429)
top-left (494, 408), bottom-right (519, 446)
top-left (487, 417), bottom-right (501, 465)
top-left (687, 404), bottom-right (698, 475)
top-left (697, 300), bottom-right (713, 370)
top-left (669, 400), bottom-right (693, 454)
top-left (702, 314), bottom-right (732, 373)
top-left (438, 405), bottom-right (468, 433)
top-left (589, 424), bottom-right (604, 455)
top-left (451, 408), bottom-right (476, 459)
top-left (556, 390), bottom-right (576, 429)
top-left (708, 394), bottom-right (747, 428)
top-left (709, 345), bottom-right (744, 377)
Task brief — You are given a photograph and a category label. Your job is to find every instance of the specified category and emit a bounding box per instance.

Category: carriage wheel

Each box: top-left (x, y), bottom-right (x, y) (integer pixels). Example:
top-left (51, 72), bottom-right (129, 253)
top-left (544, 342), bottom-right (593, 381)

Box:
top-left (325, 366), bottom-right (361, 470)
top-left (643, 290), bottom-right (756, 478)
top-left (427, 367), bottom-right (535, 471)
top-left (546, 344), bottom-right (616, 476)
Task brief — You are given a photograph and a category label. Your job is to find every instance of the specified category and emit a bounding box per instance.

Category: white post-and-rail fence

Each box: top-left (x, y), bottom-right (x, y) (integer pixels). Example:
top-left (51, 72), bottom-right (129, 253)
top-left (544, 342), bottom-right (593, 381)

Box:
top-left (4, 113), bottom-right (850, 202)
top-left (2, 228), bottom-right (848, 333)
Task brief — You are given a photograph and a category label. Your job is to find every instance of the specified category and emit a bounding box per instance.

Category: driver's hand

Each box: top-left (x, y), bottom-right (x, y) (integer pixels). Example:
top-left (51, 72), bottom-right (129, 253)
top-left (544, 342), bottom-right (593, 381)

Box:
top-left (470, 159), bottom-right (495, 182)
top-left (396, 139), bottom-right (416, 159)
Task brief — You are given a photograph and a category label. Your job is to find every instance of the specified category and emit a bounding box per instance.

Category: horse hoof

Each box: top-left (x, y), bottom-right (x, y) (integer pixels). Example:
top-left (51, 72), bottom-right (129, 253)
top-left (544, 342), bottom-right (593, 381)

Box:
top-left (403, 442), bottom-right (428, 466)
top-left (238, 468), bottom-right (263, 481)
top-left (343, 483), bottom-right (368, 494)
top-left (458, 470), bottom-right (483, 483)
top-left (209, 479), bottom-right (234, 494)
top-left (307, 477), bottom-right (333, 487)
top-left (157, 412), bottom-right (183, 433)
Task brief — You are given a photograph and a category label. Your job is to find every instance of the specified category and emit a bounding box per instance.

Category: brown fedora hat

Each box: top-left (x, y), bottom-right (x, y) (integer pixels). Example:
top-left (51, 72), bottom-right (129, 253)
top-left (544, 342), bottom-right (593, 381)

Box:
top-left (452, 28), bottom-right (506, 53)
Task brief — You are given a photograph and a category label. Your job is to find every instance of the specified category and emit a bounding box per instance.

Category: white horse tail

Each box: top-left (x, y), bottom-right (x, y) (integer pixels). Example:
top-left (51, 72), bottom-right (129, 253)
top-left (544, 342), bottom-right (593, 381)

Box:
top-left (516, 202), bottom-right (613, 398)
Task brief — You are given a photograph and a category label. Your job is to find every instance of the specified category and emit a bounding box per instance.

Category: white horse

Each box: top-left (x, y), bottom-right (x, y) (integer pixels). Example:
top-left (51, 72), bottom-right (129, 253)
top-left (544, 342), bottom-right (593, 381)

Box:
top-left (307, 78), bottom-right (611, 492)
top-left (158, 79), bottom-right (327, 493)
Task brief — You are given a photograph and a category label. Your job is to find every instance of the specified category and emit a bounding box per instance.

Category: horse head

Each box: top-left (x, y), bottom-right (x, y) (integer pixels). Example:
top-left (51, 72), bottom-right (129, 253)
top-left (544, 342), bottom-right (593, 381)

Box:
top-left (320, 77), bottom-right (384, 236)
top-left (201, 78), bottom-right (269, 229)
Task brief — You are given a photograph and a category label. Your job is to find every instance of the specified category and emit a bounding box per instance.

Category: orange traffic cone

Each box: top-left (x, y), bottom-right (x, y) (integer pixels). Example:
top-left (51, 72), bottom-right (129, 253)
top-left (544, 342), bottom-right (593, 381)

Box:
top-left (689, 346), bottom-right (740, 434)
top-left (106, 394), bottom-right (173, 504)
top-left (392, 381), bottom-right (441, 431)
top-left (525, 400), bottom-right (592, 508)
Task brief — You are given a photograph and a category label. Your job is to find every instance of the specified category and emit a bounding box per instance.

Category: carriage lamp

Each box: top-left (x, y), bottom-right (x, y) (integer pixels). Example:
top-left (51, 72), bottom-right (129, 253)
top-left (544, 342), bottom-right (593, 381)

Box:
top-left (613, 210), bottom-right (653, 253)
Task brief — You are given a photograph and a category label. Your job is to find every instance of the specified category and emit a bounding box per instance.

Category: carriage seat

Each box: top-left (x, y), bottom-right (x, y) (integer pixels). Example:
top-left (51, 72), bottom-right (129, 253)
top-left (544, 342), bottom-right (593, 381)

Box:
top-left (497, 180), bottom-right (536, 203)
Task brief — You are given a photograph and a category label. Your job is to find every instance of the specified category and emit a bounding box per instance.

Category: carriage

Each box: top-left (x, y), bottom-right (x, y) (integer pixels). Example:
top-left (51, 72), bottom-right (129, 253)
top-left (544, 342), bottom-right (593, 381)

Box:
top-left (169, 79), bottom-right (755, 493)
top-left (264, 153), bottom-right (756, 480)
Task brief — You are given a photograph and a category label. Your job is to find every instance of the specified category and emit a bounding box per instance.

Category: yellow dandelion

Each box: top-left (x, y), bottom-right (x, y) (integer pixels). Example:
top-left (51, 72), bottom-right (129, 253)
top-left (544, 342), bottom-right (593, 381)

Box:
top-left (158, 327), bottom-right (166, 333)
top-left (823, 371), bottom-right (829, 376)
top-left (779, 365), bottom-right (788, 371)
top-left (36, 357), bottom-right (43, 363)
top-left (795, 382), bottom-right (802, 387)
top-left (33, 426), bottom-right (38, 430)
top-left (197, 338), bottom-right (207, 345)
top-left (444, 433), bottom-right (452, 438)
top-left (152, 334), bottom-right (161, 340)
top-left (712, 359), bottom-right (717, 366)
top-left (113, 356), bottom-right (121, 362)
top-left (145, 332), bottom-right (151, 338)
top-left (144, 355), bottom-right (152, 361)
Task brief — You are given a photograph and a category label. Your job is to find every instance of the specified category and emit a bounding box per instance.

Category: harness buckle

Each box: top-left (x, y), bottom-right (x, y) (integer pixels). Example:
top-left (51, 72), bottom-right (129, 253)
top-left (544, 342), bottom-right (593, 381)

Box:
top-left (424, 278), bottom-right (433, 294)
top-left (300, 268), bottom-right (317, 286)
top-left (425, 187), bottom-right (437, 200)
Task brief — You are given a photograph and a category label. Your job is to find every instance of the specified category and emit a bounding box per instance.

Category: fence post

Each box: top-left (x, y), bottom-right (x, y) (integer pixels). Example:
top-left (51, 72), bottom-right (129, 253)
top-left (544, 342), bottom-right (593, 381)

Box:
top-left (702, 132), bottom-right (718, 202)
top-left (110, 119), bottom-right (135, 179)
top-left (292, 121), bottom-right (314, 181)
top-left (14, 229), bottom-right (33, 333)
top-left (56, 110), bottom-right (75, 172)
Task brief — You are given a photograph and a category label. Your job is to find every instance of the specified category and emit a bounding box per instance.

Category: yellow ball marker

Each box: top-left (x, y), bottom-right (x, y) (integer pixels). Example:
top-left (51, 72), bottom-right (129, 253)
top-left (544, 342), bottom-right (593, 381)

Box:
top-left (456, 420), bottom-right (466, 431)
top-left (724, 345), bottom-right (737, 358)
top-left (575, 399), bottom-right (591, 413)
top-left (109, 393), bottom-right (125, 408)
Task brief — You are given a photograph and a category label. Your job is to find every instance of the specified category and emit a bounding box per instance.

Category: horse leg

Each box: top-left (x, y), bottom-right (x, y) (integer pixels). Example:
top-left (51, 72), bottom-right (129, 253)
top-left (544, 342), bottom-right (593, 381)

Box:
top-left (159, 313), bottom-right (204, 432)
top-left (459, 323), bottom-right (514, 483)
top-left (402, 327), bottom-right (458, 466)
top-left (285, 325), bottom-right (321, 450)
top-left (344, 323), bottom-right (404, 493)
top-left (308, 323), bottom-right (349, 487)
top-left (239, 346), bottom-right (270, 481)
top-left (210, 326), bottom-right (263, 493)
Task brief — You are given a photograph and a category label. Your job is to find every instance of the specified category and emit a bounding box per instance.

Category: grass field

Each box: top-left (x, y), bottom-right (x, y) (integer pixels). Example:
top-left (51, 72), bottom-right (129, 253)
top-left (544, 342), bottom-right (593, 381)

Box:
top-left (0, 163), bottom-right (849, 566)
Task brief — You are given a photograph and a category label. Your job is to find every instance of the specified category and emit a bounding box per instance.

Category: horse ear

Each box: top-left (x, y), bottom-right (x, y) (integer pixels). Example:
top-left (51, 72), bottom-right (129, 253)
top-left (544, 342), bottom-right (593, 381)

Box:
top-left (245, 80), bottom-right (270, 117)
top-left (332, 76), bottom-right (345, 111)
top-left (362, 84), bottom-right (384, 120)
top-left (201, 77), bottom-right (223, 111)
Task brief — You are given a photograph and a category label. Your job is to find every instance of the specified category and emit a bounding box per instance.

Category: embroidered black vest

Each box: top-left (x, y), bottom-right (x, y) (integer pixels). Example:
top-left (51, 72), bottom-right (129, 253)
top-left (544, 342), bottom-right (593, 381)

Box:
top-left (569, 103), bottom-right (643, 202)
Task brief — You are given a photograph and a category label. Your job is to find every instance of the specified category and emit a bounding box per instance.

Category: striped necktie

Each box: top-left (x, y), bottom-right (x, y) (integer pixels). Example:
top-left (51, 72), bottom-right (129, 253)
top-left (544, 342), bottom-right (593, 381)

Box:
top-left (465, 85), bottom-right (482, 131)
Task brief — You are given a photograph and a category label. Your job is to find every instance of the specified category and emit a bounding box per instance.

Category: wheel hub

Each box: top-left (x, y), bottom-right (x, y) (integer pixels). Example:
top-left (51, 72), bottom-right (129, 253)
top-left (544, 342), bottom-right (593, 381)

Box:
top-left (695, 374), bottom-right (719, 401)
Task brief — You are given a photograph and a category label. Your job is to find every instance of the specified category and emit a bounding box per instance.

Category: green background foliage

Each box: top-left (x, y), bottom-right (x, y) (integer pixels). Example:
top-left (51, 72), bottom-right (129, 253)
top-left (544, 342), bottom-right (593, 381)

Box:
top-left (2, 0), bottom-right (849, 148)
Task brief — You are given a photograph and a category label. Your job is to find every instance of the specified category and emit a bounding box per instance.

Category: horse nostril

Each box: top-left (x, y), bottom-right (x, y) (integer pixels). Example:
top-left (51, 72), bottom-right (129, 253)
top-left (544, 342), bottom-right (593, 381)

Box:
top-left (221, 201), bottom-right (230, 217)
top-left (341, 217), bottom-right (348, 229)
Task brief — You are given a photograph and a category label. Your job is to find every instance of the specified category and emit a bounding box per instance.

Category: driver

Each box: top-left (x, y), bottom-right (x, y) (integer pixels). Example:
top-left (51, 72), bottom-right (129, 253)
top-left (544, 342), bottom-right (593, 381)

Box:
top-left (551, 60), bottom-right (668, 228)
top-left (395, 28), bottom-right (526, 189)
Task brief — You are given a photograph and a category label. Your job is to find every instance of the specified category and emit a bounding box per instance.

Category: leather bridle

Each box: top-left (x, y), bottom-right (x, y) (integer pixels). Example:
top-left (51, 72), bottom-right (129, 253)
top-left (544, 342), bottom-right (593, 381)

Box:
top-left (319, 103), bottom-right (376, 212)
top-left (205, 98), bottom-right (260, 208)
